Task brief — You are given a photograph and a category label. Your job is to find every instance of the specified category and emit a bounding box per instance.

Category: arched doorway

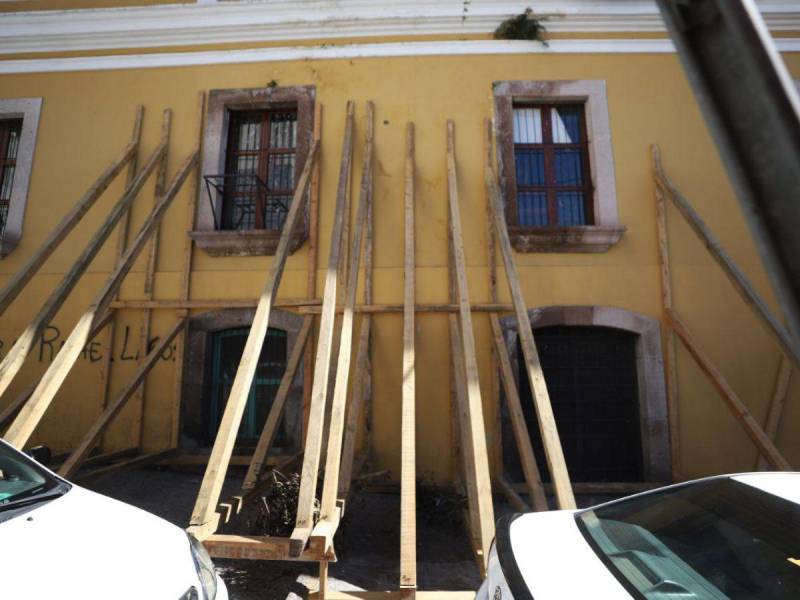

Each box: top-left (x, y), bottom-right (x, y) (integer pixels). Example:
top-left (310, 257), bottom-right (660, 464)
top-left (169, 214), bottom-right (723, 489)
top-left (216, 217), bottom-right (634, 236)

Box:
top-left (180, 307), bottom-right (305, 454)
top-left (501, 306), bottom-right (671, 484)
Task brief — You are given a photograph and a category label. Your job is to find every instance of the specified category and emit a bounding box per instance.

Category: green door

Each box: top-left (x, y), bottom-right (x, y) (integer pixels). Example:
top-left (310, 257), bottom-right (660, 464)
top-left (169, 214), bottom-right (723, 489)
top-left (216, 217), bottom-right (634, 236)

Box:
top-left (208, 327), bottom-right (287, 445)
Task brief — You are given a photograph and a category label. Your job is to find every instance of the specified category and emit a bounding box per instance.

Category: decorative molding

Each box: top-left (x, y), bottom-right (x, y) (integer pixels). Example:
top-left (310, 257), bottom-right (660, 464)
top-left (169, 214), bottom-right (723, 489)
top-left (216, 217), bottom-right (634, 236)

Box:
top-left (0, 97), bottom-right (41, 257)
top-left (494, 79), bottom-right (621, 248)
top-left (195, 84), bottom-right (314, 258)
top-left (0, 1), bottom-right (798, 55)
top-left (0, 38), bottom-right (799, 75)
top-left (507, 225), bottom-right (626, 253)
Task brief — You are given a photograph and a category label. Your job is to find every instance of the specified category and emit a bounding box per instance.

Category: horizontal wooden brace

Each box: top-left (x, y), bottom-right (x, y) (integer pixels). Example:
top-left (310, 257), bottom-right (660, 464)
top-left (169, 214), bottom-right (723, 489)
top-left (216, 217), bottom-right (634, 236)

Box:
top-left (109, 300), bottom-right (515, 313)
top-left (203, 534), bottom-right (331, 562)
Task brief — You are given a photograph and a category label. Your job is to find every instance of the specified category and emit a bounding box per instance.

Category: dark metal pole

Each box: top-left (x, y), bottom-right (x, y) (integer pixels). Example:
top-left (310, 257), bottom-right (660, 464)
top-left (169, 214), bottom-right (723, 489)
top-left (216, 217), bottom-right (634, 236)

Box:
top-left (655, 0), bottom-right (800, 343)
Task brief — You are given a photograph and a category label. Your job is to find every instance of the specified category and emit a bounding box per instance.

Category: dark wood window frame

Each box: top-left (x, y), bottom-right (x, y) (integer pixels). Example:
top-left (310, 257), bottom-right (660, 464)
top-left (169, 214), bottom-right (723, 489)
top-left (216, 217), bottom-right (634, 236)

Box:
top-left (222, 107), bottom-right (298, 231)
top-left (511, 102), bottom-right (594, 227)
top-left (192, 85), bottom-right (315, 257)
top-left (494, 80), bottom-right (625, 253)
top-left (0, 119), bottom-right (23, 241)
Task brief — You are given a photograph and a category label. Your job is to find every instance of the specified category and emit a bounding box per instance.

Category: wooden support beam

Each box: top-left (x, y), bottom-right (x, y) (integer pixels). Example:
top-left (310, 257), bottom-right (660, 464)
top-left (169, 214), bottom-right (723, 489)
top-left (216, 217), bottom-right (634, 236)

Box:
top-left (446, 120), bottom-right (495, 573)
top-left (0, 140), bottom-right (167, 402)
top-left (652, 146), bottom-right (681, 480)
top-left (484, 119), bottom-right (503, 481)
top-left (53, 446), bottom-right (138, 469)
top-left (203, 534), bottom-right (329, 562)
top-left (653, 147), bottom-right (800, 369)
top-left (449, 317), bottom-right (486, 576)
top-left (310, 505), bottom-right (342, 560)
top-left (290, 102), bottom-right (354, 556)
top-left (109, 299), bottom-right (516, 313)
top-left (131, 109), bottom-right (171, 448)
top-left (496, 474), bottom-right (530, 512)
top-left (170, 92), bottom-right (206, 448)
top-left (484, 123), bottom-right (575, 510)
top-left (0, 110), bottom-right (140, 318)
top-left (303, 102), bottom-right (323, 447)
top-left (666, 308), bottom-right (792, 470)
top-left (757, 356), bottom-right (793, 470)
top-left (488, 314), bottom-right (548, 511)
top-left (4, 149), bottom-right (198, 449)
top-left (242, 316), bottom-right (313, 491)
top-left (337, 315), bottom-right (371, 498)
top-left (58, 318), bottom-right (186, 478)
top-left (400, 122), bottom-right (417, 593)
top-left (514, 481), bottom-right (664, 495)
top-left (316, 101), bottom-right (372, 532)
top-left (187, 140), bottom-right (318, 540)
top-left (98, 104), bottom-right (144, 437)
top-left (74, 448), bottom-right (176, 483)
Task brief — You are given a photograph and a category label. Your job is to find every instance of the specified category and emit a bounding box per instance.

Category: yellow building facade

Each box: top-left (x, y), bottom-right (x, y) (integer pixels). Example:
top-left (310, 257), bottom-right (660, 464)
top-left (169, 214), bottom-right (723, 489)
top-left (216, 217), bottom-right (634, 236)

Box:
top-left (0, 0), bottom-right (798, 489)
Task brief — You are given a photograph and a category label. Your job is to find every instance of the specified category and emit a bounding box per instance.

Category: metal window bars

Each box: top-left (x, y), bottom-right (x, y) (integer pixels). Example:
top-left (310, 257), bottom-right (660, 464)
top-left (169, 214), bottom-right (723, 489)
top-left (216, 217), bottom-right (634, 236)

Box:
top-left (204, 173), bottom-right (290, 231)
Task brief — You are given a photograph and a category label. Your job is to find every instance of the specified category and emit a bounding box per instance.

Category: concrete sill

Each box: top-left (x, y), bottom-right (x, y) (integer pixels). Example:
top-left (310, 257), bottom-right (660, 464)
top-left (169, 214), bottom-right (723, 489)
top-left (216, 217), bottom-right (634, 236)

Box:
top-left (508, 225), bottom-right (626, 253)
top-left (189, 228), bottom-right (306, 257)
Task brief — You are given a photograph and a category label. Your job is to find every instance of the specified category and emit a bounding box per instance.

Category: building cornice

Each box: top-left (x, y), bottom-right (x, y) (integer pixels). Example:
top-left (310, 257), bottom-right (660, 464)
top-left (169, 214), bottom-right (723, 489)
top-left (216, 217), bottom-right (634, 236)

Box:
top-left (0, 0), bottom-right (799, 55)
top-left (2, 38), bottom-right (800, 75)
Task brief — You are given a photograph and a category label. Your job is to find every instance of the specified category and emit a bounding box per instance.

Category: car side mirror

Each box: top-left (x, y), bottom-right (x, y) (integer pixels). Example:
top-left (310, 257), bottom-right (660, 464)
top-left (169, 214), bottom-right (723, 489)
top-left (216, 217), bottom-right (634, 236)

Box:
top-left (25, 445), bottom-right (52, 465)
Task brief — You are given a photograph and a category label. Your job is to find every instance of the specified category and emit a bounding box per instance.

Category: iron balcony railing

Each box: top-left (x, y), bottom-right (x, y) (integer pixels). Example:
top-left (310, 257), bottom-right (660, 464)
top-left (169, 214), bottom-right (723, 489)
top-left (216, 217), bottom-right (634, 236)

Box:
top-left (203, 173), bottom-right (290, 231)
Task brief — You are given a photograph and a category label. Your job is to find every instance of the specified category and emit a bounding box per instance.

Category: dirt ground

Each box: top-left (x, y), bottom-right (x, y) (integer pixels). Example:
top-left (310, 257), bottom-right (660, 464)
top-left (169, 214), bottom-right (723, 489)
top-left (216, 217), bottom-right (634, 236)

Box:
top-left (85, 465), bottom-right (612, 599)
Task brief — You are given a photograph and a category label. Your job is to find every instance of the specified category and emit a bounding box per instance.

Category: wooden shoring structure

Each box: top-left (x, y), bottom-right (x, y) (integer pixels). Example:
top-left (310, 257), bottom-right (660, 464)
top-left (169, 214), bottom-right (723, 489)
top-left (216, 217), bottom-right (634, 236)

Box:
top-left (4, 147), bottom-right (199, 449)
top-left (240, 315), bottom-right (314, 492)
top-left (0, 115), bottom-right (166, 402)
top-left (483, 120), bottom-right (576, 510)
top-left (311, 100), bottom-right (373, 564)
top-left (651, 145), bottom-right (795, 472)
top-left (288, 102), bottom-right (354, 556)
top-left (187, 137), bottom-right (320, 540)
top-left (446, 120), bottom-right (495, 575)
top-left (58, 317), bottom-right (186, 478)
top-left (170, 91), bottom-right (206, 449)
top-left (756, 356), bottom-right (792, 470)
top-left (131, 109), bottom-right (172, 447)
top-left (0, 108), bottom-right (140, 318)
top-left (338, 103), bottom-right (375, 501)
top-left (399, 122), bottom-right (417, 592)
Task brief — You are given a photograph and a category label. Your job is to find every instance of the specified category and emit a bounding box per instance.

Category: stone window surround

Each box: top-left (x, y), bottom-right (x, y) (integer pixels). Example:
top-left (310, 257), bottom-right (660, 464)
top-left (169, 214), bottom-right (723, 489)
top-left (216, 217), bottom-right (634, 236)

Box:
top-left (0, 97), bottom-right (42, 258)
top-left (500, 305), bottom-right (671, 483)
top-left (191, 85), bottom-right (315, 257)
top-left (180, 307), bottom-right (305, 453)
top-left (493, 80), bottom-right (625, 253)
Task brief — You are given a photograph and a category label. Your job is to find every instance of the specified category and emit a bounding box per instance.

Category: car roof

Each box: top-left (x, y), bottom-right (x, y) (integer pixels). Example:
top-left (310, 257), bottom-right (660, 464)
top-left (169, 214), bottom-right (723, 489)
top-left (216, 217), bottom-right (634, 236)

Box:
top-left (732, 472), bottom-right (800, 504)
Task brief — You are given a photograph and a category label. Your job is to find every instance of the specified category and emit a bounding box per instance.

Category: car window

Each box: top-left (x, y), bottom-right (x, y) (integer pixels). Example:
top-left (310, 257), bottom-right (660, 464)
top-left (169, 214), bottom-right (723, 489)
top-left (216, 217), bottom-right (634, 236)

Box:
top-left (576, 478), bottom-right (800, 600)
top-left (0, 442), bottom-right (62, 506)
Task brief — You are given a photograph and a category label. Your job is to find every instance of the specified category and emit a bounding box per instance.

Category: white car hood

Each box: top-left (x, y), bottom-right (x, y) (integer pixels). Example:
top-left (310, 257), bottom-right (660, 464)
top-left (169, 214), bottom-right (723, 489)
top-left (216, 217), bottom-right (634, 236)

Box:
top-left (0, 485), bottom-right (198, 600)
top-left (509, 510), bottom-right (632, 599)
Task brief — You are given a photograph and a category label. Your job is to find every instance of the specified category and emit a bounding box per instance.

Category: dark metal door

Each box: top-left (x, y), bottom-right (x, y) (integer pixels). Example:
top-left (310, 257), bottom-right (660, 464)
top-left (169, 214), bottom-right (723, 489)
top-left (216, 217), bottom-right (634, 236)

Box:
top-left (508, 325), bottom-right (644, 483)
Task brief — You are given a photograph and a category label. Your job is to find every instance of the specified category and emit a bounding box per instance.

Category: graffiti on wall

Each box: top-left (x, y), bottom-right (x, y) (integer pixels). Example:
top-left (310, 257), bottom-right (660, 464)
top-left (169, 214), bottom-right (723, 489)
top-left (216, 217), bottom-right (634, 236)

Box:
top-left (0, 325), bottom-right (177, 364)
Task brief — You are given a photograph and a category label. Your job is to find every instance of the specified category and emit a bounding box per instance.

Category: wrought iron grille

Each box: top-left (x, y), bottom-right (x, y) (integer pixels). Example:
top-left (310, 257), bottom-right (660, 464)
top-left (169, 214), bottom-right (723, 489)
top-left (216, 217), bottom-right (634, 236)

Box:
top-left (204, 173), bottom-right (290, 231)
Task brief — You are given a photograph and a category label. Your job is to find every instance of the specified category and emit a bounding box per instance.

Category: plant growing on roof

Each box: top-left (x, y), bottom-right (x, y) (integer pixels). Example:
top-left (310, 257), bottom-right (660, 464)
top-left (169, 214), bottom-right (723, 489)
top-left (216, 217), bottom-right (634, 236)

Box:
top-left (494, 8), bottom-right (548, 45)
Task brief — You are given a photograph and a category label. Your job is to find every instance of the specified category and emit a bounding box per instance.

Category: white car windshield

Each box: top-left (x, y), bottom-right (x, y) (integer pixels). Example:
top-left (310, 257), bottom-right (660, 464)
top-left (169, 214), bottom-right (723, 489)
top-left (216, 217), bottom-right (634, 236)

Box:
top-left (576, 477), bottom-right (800, 600)
top-left (0, 441), bottom-right (65, 517)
